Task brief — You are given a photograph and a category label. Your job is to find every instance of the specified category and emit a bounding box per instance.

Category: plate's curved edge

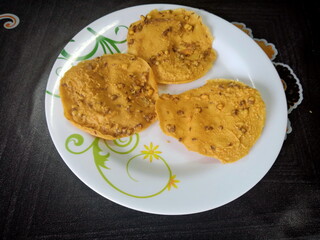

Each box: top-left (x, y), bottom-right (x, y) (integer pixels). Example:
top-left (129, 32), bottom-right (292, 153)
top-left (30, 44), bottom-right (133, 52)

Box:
top-left (45, 3), bottom-right (288, 215)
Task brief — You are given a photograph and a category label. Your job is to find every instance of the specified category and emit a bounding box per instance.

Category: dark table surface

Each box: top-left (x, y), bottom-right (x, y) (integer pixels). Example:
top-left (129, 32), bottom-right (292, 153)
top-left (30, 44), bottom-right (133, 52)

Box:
top-left (1, 0), bottom-right (319, 239)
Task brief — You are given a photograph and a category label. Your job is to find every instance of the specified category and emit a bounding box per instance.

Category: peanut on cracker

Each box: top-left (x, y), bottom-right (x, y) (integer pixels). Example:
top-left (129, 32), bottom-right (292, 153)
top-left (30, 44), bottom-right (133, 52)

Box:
top-left (59, 53), bottom-right (158, 140)
top-left (127, 8), bottom-right (217, 84)
top-left (155, 79), bottom-right (266, 163)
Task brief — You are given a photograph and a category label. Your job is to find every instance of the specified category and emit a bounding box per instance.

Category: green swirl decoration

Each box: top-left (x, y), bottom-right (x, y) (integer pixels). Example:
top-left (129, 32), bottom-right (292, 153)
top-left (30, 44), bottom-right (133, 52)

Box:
top-left (65, 133), bottom-right (179, 198)
top-left (58, 25), bottom-right (127, 61)
top-left (103, 135), bottom-right (139, 154)
top-left (55, 67), bottom-right (62, 76)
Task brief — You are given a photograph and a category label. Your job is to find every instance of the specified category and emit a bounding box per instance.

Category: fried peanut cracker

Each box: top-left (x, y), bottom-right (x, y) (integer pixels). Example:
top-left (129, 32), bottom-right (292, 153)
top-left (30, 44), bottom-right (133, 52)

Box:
top-left (127, 8), bottom-right (216, 84)
top-left (155, 79), bottom-right (266, 163)
top-left (59, 53), bottom-right (158, 140)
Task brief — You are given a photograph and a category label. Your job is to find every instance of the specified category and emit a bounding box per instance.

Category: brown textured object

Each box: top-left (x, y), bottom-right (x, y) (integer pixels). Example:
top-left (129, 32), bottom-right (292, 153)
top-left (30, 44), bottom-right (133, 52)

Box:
top-left (1, 1), bottom-right (318, 238)
top-left (59, 53), bottom-right (158, 139)
top-left (127, 8), bottom-right (216, 84)
top-left (156, 79), bottom-right (266, 163)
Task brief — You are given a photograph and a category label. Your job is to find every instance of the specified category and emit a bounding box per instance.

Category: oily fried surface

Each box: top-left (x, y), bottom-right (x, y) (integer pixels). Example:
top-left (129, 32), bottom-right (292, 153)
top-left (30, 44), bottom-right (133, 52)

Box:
top-left (127, 8), bottom-right (216, 84)
top-left (59, 53), bottom-right (158, 140)
top-left (155, 79), bottom-right (266, 163)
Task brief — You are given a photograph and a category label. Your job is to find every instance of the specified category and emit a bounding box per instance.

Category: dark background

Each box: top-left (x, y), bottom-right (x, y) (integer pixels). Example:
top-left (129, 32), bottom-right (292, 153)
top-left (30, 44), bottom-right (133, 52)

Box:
top-left (1, 0), bottom-right (319, 239)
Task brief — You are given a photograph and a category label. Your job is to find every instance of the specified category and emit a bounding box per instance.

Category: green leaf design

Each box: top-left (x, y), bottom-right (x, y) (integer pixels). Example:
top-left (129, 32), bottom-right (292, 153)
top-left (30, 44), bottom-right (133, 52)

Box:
top-left (65, 133), bottom-right (178, 198)
top-left (58, 25), bottom-right (127, 61)
top-left (48, 25), bottom-right (128, 100)
top-left (92, 139), bottom-right (110, 170)
top-left (59, 41), bottom-right (99, 61)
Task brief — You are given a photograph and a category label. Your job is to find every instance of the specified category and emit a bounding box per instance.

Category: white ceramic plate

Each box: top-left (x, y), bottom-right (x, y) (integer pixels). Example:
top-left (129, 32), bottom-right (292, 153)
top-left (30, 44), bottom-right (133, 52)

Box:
top-left (45, 4), bottom-right (287, 215)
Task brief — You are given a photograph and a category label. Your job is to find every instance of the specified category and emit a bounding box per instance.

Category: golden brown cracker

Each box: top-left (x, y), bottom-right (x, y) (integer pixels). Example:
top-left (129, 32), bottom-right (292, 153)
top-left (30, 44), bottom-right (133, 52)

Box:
top-left (127, 8), bottom-right (216, 84)
top-left (155, 79), bottom-right (266, 163)
top-left (59, 53), bottom-right (158, 140)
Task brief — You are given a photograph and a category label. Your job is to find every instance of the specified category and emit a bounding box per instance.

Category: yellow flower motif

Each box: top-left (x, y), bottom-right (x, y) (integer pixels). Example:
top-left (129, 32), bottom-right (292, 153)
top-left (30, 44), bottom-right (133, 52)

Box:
top-left (141, 142), bottom-right (162, 162)
top-left (167, 175), bottom-right (180, 191)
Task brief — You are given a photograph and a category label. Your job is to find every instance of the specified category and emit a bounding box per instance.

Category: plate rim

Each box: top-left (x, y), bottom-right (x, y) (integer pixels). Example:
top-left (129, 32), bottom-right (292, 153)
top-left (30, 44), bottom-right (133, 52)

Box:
top-left (45, 3), bottom-right (288, 215)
